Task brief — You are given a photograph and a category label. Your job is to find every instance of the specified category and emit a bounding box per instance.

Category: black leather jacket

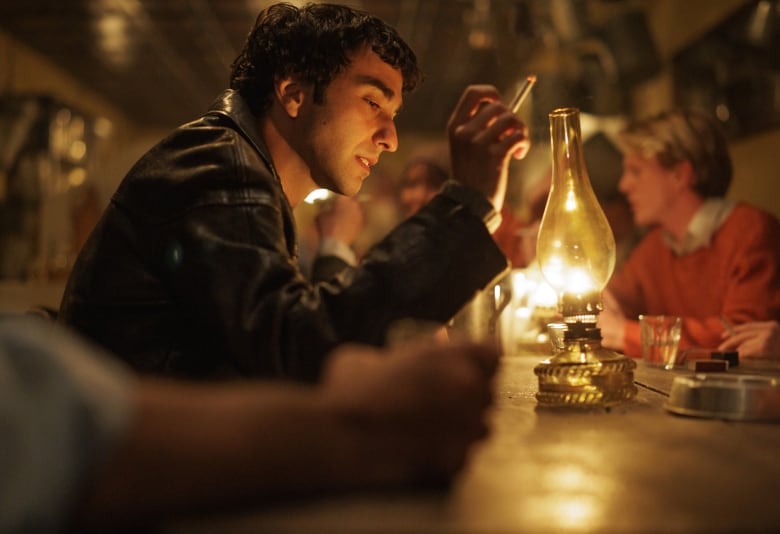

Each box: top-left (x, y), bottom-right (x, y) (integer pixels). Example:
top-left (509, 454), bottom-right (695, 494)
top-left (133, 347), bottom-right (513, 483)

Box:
top-left (59, 90), bottom-right (508, 381)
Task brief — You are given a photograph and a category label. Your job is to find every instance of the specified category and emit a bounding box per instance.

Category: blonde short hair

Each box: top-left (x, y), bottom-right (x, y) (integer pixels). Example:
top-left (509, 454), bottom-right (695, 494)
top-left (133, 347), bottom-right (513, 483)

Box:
top-left (616, 110), bottom-right (732, 198)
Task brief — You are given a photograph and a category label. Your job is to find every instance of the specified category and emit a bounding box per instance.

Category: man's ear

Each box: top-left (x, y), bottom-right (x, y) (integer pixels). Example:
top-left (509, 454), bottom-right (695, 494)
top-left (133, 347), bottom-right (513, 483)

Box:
top-left (674, 160), bottom-right (695, 189)
top-left (274, 78), bottom-right (306, 118)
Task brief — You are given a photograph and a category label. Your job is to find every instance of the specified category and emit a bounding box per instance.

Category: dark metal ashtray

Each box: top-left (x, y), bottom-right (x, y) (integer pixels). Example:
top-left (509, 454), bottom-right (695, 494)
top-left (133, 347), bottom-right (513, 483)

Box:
top-left (665, 374), bottom-right (780, 421)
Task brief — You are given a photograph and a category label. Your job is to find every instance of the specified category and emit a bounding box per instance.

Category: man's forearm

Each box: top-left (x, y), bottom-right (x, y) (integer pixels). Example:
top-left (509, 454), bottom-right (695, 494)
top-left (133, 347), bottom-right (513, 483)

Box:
top-left (72, 381), bottom-right (363, 529)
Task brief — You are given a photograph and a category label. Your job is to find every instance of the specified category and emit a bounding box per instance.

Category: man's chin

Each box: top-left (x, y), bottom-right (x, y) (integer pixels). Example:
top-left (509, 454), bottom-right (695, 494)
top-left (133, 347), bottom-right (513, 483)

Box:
top-left (337, 180), bottom-right (364, 198)
top-left (633, 216), bottom-right (658, 231)
top-left (631, 211), bottom-right (648, 227)
top-left (315, 171), bottom-right (366, 197)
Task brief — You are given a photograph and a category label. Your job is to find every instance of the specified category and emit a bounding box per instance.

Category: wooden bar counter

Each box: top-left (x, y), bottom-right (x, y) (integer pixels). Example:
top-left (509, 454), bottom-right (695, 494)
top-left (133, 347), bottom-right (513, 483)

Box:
top-left (173, 353), bottom-right (780, 533)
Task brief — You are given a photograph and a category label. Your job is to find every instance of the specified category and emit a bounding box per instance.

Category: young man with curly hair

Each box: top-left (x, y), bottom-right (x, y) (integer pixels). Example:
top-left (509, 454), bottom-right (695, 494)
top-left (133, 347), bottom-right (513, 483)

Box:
top-left (59, 3), bottom-right (530, 380)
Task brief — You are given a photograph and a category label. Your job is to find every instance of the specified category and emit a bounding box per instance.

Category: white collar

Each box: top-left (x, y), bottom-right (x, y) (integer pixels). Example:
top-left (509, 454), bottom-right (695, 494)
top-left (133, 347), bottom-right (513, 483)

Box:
top-left (663, 198), bottom-right (735, 255)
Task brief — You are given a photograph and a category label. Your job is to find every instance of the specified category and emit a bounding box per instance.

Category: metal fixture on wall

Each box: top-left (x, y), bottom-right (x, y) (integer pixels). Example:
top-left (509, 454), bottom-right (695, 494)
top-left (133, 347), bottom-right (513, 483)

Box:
top-left (674, 0), bottom-right (780, 139)
top-left (0, 95), bottom-right (103, 281)
top-left (466, 0), bottom-right (495, 50)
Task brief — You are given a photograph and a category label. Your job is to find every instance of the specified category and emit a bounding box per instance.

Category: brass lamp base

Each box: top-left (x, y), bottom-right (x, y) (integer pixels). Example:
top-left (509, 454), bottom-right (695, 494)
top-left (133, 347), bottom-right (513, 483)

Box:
top-left (534, 322), bottom-right (637, 407)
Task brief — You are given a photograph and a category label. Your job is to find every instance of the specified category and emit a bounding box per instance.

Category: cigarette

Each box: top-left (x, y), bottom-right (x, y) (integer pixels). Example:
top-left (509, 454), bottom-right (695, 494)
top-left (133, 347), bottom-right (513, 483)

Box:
top-left (510, 74), bottom-right (537, 114)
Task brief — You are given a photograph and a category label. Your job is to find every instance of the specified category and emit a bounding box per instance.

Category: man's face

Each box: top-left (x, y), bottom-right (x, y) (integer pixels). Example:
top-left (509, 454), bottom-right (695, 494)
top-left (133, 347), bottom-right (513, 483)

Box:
top-left (298, 46), bottom-right (403, 197)
top-left (618, 152), bottom-right (680, 228)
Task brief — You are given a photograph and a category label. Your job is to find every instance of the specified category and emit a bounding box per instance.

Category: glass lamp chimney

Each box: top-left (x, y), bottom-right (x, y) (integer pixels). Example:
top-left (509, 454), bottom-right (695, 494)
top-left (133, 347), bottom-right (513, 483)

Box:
top-left (536, 107), bottom-right (616, 319)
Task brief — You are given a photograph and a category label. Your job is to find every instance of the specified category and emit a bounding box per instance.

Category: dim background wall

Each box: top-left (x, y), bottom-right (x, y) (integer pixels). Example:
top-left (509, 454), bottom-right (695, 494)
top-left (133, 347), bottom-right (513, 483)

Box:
top-left (0, 30), bottom-right (166, 198)
top-left (0, 30), bottom-right (163, 311)
top-left (638, 0), bottom-right (780, 218)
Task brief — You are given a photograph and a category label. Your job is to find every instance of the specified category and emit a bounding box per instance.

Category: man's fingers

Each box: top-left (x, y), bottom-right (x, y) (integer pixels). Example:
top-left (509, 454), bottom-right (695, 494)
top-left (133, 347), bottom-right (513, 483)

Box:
top-left (730, 321), bottom-right (774, 335)
top-left (447, 85), bottom-right (501, 130)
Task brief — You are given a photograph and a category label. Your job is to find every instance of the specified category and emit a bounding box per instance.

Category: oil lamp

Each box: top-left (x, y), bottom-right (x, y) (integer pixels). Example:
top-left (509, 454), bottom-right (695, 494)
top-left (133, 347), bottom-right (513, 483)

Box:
top-left (533, 107), bottom-right (637, 407)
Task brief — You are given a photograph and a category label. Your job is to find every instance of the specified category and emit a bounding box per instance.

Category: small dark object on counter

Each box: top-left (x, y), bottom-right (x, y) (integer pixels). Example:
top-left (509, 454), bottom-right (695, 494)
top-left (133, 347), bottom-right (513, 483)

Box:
top-left (687, 359), bottom-right (729, 372)
top-left (712, 351), bottom-right (739, 367)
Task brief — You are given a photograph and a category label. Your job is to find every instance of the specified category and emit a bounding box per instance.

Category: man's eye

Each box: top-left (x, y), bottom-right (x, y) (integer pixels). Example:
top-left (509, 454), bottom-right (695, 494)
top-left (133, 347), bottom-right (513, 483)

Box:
top-left (365, 98), bottom-right (379, 110)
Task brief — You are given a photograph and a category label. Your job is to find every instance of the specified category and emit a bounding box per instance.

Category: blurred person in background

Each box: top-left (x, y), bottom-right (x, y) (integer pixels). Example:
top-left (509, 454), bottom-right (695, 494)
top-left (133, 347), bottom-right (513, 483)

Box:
top-left (599, 109), bottom-right (780, 358)
top-left (398, 142), bottom-right (451, 218)
top-left (394, 141), bottom-right (525, 265)
top-left (310, 194), bottom-right (367, 282)
top-left (312, 139), bottom-right (533, 286)
top-left (307, 167), bottom-right (402, 283)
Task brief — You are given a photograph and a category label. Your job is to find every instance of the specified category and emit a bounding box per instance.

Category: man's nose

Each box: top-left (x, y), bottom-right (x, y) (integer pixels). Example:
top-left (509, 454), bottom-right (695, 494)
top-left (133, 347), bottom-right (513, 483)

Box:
top-left (376, 119), bottom-right (398, 152)
top-left (618, 172), bottom-right (630, 193)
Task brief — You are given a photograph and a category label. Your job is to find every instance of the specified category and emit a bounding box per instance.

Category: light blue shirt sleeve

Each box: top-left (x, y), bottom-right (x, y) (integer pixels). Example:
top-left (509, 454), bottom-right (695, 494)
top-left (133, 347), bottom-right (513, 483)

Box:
top-left (0, 316), bottom-right (133, 533)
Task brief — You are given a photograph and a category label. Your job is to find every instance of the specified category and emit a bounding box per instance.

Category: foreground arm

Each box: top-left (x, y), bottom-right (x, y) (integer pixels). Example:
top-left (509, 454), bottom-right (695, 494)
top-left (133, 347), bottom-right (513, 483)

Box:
top-left (0, 318), bottom-right (132, 533)
top-left (74, 341), bottom-right (498, 530)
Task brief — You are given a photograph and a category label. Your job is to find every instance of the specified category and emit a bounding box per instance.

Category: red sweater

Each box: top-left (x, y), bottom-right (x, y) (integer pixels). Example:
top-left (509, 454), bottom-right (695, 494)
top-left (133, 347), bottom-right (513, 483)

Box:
top-left (607, 203), bottom-right (780, 357)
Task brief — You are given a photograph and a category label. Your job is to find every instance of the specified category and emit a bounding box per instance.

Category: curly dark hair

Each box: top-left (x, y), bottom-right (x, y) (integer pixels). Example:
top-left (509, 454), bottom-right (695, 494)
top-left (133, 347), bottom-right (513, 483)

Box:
top-left (230, 2), bottom-right (423, 116)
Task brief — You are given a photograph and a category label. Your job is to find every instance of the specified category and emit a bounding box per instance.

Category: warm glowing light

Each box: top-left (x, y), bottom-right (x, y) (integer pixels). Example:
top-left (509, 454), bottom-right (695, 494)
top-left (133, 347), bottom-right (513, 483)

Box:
top-left (94, 117), bottom-right (114, 138)
top-left (538, 254), bottom-right (564, 291)
top-left (68, 167), bottom-right (87, 187)
top-left (510, 268), bottom-right (558, 311)
top-left (556, 496), bottom-right (598, 527)
top-left (535, 279), bottom-right (558, 308)
top-left (303, 188), bottom-right (332, 204)
top-left (69, 140), bottom-right (87, 161)
top-left (89, 0), bottom-right (142, 69)
top-left (467, 0), bottom-right (495, 50)
top-left (503, 266), bottom-right (559, 348)
top-left (546, 464), bottom-right (588, 489)
top-left (522, 495), bottom-right (602, 531)
top-left (566, 267), bottom-right (595, 295)
top-left (535, 462), bottom-right (606, 528)
top-left (564, 189), bottom-right (577, 211)
top-left (96, 13), bottom-right (132, 67)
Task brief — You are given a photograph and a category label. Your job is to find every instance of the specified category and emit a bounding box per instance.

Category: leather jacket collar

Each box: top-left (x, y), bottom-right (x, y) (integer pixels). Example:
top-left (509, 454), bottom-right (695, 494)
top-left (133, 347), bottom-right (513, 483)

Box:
top-left (207, 89), bottom-right (277, 176)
